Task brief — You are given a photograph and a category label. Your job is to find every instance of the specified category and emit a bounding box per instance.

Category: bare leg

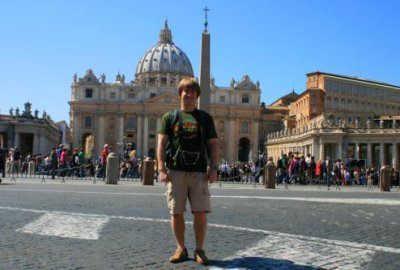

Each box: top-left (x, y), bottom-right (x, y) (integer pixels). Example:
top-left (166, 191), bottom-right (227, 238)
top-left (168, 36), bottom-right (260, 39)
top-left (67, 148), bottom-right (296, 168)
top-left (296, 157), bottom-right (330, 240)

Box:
top-left (171, 213), bottom-right (185, 249)
top-left (193, 211), bottom-right (207, 250)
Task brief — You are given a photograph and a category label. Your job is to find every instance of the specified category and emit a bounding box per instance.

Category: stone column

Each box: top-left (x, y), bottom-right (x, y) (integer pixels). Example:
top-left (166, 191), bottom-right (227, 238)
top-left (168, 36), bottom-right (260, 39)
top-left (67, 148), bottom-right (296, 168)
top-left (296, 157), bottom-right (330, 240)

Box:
top-left (312, 138), bottom-right (319, 159)
top-left (137, 114), bottom-right (143, 157)
top-left (118, 113), bottom-right (125, 158)
top-left (33, 133), bottom-right (39, 154)
top-left (252, 121), bottom-right (259, 158)
top-left (380, 143), bottom-right (385, 166)
top-left (98, 113), bottom-right (105, 156)
top-left (72, 112), bottom-right (81, 149)
top-left (367, 143), bottom-right (372, 167)
top-left (319, 138), bottom-right (324, 161)
top-left (13, 132), bottom-right (19, 149)
top-left (337, 142), bottom-right (343, 160)
top-left (143, 116), bottom-right (149, 157)
top-left (355, 143), bottom-right (360, 160)
top-left (118, 114), bottom-right (124, 142)
top-left (227, 117), bottom-right (235, 163)
top-left (392, 143), bottom-right (398, 168)
top-left (40, 134), bottom-right (46, 155)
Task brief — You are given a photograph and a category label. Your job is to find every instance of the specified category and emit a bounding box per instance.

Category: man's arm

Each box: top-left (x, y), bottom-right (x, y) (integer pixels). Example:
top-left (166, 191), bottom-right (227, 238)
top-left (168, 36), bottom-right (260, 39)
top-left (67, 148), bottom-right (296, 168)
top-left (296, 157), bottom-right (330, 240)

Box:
top-left (157, 133), bottom-right (169, 182)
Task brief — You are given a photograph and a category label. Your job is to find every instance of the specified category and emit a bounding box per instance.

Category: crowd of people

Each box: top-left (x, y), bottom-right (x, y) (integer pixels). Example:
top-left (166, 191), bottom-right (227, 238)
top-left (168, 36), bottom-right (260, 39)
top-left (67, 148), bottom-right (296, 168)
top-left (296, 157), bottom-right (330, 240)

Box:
top-left (275, 152), bottom-right (400, 188)
top-left (217, 160), bottom-right (265, 184)
top-left (0, 143), bottom-right (150, 180)
top-left (212, 152), bottom-right (400, 188)
top-left (1, 144), bottom-right (400, 188)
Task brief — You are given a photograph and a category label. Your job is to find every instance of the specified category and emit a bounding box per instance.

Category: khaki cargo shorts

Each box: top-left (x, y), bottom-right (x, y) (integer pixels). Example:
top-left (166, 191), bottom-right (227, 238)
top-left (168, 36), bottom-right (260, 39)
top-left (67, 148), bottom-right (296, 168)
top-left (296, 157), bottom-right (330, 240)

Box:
top-left (165, 170), bottom-right (211, 214)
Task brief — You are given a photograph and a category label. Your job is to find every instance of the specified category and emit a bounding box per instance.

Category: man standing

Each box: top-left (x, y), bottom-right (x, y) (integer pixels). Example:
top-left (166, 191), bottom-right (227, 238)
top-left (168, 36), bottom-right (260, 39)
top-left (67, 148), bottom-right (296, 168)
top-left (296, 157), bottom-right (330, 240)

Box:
top-left (157, 77), bottom-right (218, 265)
top-left (99, 144), bottom-right (110, 179)
top-left (78, 148), bottom-right (86, 177)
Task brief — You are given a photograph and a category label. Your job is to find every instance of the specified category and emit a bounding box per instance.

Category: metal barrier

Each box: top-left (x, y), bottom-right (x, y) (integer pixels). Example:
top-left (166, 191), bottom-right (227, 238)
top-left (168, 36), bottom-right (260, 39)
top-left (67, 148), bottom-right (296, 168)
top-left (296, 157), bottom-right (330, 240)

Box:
top-left (1, 164), bottom-right (143, 184)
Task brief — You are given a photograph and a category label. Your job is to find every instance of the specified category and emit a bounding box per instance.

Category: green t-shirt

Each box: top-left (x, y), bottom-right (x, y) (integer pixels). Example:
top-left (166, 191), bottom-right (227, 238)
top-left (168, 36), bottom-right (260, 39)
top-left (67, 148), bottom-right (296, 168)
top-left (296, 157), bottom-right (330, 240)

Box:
top-left (159, 109), bottom-right (217, 172)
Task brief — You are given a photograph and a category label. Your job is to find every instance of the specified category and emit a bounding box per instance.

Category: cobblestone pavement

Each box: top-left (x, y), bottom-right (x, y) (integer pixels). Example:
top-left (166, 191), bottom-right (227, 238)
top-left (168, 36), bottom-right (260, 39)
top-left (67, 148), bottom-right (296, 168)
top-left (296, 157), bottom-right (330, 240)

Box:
top-left (1, 176), bottom-right (400, 269)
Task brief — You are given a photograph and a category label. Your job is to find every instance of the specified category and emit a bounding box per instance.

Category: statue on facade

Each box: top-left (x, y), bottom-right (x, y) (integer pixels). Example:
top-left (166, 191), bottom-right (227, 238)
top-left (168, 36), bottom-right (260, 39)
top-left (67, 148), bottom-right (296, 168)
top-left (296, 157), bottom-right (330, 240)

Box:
top-left (100, 73), bottom-right (106, 84)
top-left (366, 118), bottom-right (371, 129)
top-left (393, 119), bottom-right (397, 129)
top-left (15, 107), bottom-right (20, 116)
top-left (34, 109), bottom-right (39, 118)
top-left (379, 119), bottom-right (384, 128)
top-left (73, 73), bottom-right (78, 83)
top-left (9, 107), bottom-right (13, 116)
top-left (23, 102), bottom-right (32, 117)
top-left (341, 119), bottom-right (346, 128)
top-left (354, 118), bottom-right (359, 128)
top-left (326, 117), bottom-right (332, 127)
top-left (230, 78), bottom-right (235, 88)
top-left (121, 74), bottom-right (125, 83)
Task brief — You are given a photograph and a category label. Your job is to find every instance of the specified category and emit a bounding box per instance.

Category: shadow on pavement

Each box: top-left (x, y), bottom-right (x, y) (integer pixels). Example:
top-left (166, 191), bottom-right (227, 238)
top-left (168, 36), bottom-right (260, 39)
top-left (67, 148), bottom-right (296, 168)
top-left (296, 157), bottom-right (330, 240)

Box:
top-left (209, 256), bottom-right (323, 269)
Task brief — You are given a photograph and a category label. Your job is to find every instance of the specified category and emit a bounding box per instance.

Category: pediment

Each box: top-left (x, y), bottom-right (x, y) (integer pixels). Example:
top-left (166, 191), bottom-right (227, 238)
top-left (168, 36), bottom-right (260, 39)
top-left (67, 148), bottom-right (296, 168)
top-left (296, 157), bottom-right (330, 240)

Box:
top-left (237, 74), bottom-right (257, 91)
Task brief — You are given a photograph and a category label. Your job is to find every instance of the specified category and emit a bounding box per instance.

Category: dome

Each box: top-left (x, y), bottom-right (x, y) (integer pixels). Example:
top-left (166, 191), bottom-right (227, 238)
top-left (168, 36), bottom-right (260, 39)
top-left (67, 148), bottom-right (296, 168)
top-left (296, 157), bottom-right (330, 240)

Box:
top-left (135, 21), bottom-right (194, 85)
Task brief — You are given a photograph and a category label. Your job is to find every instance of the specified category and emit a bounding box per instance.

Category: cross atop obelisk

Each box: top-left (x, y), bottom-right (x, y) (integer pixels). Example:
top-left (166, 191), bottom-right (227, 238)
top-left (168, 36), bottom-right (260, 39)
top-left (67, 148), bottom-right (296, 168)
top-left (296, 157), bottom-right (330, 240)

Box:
top-left (203, 6), bottom-right (209, 32)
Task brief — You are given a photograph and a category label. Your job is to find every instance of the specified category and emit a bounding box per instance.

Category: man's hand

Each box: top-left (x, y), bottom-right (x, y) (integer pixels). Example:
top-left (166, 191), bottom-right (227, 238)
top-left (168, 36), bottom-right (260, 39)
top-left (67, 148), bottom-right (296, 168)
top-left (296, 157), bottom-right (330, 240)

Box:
top-left (159, 170), bottom-right (170, 182)
top-left (208, 168), bottom-right (217, 183)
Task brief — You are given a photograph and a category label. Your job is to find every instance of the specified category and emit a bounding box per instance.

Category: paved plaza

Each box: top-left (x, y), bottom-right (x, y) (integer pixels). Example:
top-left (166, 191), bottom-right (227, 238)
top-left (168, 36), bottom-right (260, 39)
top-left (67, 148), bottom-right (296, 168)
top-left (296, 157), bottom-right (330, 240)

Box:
top-left (1, 176), bottom-right (400, 269)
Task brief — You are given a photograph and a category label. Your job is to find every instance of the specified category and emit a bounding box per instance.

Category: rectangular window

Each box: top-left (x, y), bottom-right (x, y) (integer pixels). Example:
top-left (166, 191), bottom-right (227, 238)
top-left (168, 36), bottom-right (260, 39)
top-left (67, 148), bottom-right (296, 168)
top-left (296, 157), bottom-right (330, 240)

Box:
top-left (242, 94), bottom-right (249, 104)
top-left (325, 79), bottom-right (332, 91)
top-left (219, 96), bottom-right (226, 103)
top-left (241, 121), bottom-right (249, 133)
top-left (128, 93), bottom-right (135, 99)
top-left (127, 117), bottom-right (136, 130)
top-left (85, 88), bottom-right (93, 98)
top-left (84, 116), bottom-right (92, 129)
top-left (110, 92), bottom-right (116, 99)
top-left (149, 118), bottom-right (157, 131)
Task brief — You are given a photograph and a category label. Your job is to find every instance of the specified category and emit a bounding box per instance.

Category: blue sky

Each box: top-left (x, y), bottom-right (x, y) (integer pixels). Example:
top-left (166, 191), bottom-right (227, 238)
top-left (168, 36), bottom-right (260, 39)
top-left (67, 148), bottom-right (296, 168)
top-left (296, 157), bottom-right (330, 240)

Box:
top-left (1, 0), bottom-right (399, 122)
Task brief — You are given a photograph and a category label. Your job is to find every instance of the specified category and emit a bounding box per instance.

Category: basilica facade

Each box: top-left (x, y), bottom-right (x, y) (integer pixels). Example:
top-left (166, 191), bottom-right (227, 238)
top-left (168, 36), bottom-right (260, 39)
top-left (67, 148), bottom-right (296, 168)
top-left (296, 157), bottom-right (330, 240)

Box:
top-left (69, 22), bottom-right (267, 163)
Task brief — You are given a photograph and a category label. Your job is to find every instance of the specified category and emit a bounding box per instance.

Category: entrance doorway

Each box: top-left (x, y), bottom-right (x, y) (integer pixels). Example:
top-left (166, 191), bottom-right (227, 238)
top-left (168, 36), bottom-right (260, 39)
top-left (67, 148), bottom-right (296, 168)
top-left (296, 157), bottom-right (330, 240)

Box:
top-left (238, 137), bottom-right (250, 162)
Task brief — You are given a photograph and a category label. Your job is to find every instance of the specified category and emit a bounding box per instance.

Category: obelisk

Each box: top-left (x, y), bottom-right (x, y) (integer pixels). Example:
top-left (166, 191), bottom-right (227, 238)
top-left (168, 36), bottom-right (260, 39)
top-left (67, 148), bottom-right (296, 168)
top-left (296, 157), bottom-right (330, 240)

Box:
top-left (198, 6), bottom-right (211, 113)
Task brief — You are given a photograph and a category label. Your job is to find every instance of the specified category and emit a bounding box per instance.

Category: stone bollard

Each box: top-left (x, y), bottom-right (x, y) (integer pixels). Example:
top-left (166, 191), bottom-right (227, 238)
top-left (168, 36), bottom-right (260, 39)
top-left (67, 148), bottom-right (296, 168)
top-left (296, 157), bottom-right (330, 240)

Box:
top-left (264, 161), bottom-right (276, 189)
top-left (380, 165), bottom-right (391, 192)
top-left (143, 157), bottom-right (154, 185)
top-left (28, 161), bottom-right (35, 175)
top-left (106, 152), bottom-right (119, 184)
